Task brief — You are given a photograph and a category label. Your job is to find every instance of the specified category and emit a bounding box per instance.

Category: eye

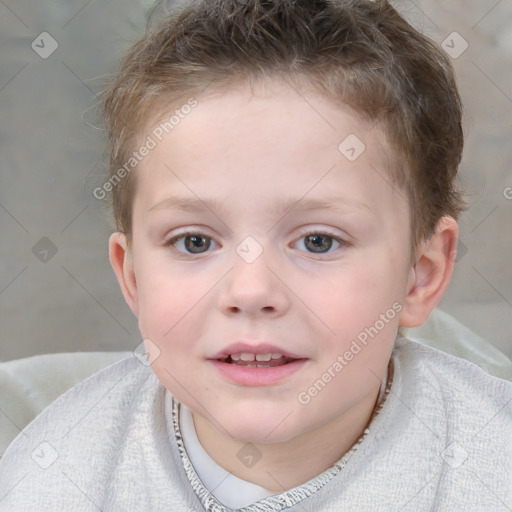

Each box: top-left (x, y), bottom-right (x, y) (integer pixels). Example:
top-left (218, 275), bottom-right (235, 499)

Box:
top-left (293, 230), bottom-right (346, 255)
top-left (165, 229), bottom-right (348, 256)
top-left (166, 231), bottom-right (219, 255)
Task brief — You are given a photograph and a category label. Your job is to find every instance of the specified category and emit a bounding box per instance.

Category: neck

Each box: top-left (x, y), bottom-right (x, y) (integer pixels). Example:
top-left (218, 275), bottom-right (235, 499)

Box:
top-left (192, 385), bottom-right (382, 493)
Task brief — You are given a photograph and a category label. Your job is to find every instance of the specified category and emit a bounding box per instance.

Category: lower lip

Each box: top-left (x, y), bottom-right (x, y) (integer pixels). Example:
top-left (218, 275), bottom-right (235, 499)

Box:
top-left (210, 359), bottom-right (308, 386)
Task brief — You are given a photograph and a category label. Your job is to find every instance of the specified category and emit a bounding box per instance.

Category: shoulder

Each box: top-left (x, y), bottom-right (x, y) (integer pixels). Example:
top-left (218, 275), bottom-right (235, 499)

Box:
top-left (25, 354), bottom-right (157, 425)
top-left (394, 336), bottom-right (512, 401)
top-left (1, 354), bottom-right (158, 448)
top-left (392, 336), bottom-right (512, 469)
top-left (0, 355), bottom-right (169, 509)
top-left (354, 337), bottom-right (512, 507)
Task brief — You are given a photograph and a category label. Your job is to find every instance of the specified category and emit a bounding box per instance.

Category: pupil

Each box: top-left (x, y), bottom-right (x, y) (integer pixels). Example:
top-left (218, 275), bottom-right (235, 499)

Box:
top-left (185, 235), bottom-right (210, 253)
top-left (306, 234), bottom-right (332, 253)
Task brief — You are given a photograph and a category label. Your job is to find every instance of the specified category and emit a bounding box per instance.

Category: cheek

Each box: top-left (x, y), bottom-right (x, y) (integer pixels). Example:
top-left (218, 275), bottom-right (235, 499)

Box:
top-left (136, 276), bottom-right (184, 339)
top-left (134, 255), bottom-right (212, 338)
top-left (306, 261), bottom-right (406, 357)
top-left (134, 263), bottom-right (209, 397)
top-left (304, 267), bottom-right (386, 327)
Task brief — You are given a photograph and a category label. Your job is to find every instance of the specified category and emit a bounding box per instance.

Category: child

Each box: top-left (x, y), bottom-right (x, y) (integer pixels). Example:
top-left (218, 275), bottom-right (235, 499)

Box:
top-left (1, 0), bottom-right (511, 510)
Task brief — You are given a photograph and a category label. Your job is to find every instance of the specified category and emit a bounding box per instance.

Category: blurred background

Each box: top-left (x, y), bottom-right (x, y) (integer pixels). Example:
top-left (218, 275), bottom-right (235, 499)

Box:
top-left (0, 0), bottom-right (511, 361)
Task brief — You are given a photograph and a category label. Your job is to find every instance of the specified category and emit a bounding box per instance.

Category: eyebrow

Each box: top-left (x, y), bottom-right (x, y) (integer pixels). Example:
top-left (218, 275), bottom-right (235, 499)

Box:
top-left (148, 195), bottom-right (371, 216)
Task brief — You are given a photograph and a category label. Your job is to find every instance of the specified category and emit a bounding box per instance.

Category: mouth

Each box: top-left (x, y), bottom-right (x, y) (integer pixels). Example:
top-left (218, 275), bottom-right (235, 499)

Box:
top-left (210, 349), bottom-right (308, 386)
top-left (216, 352), bottom-right (299, 368)
top-left (209, 342), bottom-right (308, 385)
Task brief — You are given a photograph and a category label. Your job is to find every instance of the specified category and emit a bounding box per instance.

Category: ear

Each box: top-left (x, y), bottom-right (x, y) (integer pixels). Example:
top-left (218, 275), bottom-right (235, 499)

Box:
top-left (109, 232), bottom-right (139, 317)
top-left (399, 216), bottom-right (458, 328)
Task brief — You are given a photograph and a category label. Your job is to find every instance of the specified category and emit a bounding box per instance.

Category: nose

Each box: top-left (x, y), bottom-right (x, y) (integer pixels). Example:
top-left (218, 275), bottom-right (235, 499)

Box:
top-left (217, 246), bottom-right (290, 318)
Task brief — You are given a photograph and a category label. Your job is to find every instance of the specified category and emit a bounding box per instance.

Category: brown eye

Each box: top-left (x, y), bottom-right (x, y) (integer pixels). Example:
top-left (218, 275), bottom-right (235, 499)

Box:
top-left (183, 234), bottom-right (211, 253)
top-left (293, 230), bottom-right (346, 255)
top-left (304, 234), bottom-right (334, 253)
top-left (167, 232), bottom-right (216, 254)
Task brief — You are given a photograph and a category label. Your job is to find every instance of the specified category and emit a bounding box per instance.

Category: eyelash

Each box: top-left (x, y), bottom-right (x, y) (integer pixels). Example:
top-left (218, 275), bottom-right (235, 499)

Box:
top-left (164, 228), bottom-right (349, 257)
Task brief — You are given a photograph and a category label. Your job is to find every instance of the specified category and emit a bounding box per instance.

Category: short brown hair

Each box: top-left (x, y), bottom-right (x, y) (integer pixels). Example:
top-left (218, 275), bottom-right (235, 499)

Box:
top-left (101, 0), bottom-right (465, 253)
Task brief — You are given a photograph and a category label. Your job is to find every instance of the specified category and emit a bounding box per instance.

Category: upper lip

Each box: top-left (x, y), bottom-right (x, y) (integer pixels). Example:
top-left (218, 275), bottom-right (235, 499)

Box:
top-left (209, 342), bottom-right (306, 360)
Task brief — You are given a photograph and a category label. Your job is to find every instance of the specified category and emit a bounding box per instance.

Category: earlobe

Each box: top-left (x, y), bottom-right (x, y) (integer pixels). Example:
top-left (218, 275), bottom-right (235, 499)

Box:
top-left (399, 216), bottom-right (458, 328)
top-left (109, 232), bottom-right (139, 317)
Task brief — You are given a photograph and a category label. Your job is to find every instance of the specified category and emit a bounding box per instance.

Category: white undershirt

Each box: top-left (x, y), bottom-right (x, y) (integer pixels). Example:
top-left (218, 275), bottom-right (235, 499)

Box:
top-left (179, 404), bottom-right (276, 508)
top-left (178, 369), bottom-right (388, 509)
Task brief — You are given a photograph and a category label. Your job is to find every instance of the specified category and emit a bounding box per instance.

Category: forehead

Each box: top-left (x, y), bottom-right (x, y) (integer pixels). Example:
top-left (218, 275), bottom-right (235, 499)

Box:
top-left (133, 78), bottom-right (408, 227)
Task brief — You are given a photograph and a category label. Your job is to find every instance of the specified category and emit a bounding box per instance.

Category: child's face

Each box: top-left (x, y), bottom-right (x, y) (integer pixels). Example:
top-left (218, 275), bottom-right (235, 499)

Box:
top-left (120, 79), bottom-right (415, 444)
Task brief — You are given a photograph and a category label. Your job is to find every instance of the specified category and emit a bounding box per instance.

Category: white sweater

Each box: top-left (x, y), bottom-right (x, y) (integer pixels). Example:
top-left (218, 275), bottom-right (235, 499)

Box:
top-left (0, 336), bottom-right (511, 511)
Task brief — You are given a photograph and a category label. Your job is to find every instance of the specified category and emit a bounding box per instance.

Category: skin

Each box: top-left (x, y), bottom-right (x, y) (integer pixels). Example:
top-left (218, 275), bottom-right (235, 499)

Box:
top-left (109, 78), bottom-right (458, 492)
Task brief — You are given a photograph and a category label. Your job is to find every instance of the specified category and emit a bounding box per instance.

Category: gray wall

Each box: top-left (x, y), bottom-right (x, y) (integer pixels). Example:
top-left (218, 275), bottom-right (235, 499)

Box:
top-left (0, 0), bottom-right (511, 361)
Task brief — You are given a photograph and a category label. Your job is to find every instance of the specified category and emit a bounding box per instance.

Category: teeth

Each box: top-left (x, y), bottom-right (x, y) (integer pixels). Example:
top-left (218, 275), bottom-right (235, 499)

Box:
top-left (255, 353), bottom-right (272, 361)
top-left (225, 352), bottom-right (286, 361)
top-left (233, 361), bottom-right (275, 368)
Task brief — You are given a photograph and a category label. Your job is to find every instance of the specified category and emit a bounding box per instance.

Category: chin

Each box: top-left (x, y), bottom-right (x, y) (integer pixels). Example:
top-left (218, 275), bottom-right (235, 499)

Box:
top-left (231, 426), bottom-right (298, 445)
top-left (221, 407), bottom-right (304, 445)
